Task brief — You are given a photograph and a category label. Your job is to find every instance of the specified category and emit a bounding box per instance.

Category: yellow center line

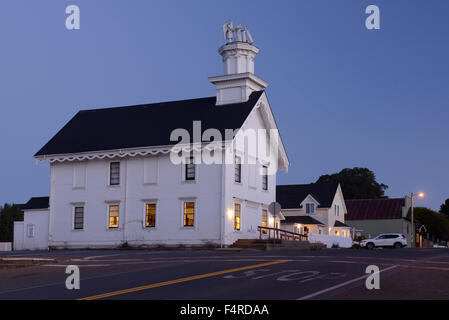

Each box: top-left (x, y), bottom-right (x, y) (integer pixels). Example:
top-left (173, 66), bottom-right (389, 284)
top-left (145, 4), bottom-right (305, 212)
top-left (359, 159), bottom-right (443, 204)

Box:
top-left (78, 260), bottom-right (289, 300)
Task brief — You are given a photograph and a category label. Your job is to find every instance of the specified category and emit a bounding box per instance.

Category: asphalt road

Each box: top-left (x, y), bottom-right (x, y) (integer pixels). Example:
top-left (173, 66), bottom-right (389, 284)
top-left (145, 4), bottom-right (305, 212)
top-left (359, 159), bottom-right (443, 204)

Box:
top-left (0, 248), bottom-right (448, 300)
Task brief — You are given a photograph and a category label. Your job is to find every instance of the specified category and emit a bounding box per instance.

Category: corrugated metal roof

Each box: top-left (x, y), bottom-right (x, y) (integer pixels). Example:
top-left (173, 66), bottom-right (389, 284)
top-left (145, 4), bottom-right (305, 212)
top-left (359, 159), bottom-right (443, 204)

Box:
top-left (345, 198), bottom-right (405, 220)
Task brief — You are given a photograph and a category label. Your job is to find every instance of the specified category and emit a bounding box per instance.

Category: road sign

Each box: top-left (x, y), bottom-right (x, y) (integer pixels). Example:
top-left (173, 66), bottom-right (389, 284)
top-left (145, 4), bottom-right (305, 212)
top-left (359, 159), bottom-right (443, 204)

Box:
top-left (268, 202), bottom-right (281, 216)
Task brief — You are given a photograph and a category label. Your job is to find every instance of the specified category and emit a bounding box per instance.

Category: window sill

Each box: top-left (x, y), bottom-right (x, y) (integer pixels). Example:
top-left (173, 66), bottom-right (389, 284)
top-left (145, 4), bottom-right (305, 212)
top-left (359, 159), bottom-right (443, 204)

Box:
top-left (182, 180), bottom-right (197, 184)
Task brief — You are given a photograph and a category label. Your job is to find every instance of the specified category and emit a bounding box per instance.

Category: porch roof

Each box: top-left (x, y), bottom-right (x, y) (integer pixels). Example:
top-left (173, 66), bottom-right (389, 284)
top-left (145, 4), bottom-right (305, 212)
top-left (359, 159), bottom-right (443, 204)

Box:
top-left (282, 216), bottom-right (325, 225)
top-left (334, 220), bottom-right (350, 228)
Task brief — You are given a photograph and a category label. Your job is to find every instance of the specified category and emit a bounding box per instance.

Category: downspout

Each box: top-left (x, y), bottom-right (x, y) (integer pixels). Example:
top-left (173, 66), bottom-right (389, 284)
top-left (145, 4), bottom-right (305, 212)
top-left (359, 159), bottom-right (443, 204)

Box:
top-left (123, 158), bottom-right (129, 245)
top-left (48, 163), bottom-right (55, 247)
top-left (220, 155), bottom-right (225, 248)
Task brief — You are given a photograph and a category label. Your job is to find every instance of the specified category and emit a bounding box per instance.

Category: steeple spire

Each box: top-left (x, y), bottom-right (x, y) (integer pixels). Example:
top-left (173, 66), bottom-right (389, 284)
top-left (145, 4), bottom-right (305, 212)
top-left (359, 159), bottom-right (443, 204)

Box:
top-left (209, 20), bottom-right (267, 105)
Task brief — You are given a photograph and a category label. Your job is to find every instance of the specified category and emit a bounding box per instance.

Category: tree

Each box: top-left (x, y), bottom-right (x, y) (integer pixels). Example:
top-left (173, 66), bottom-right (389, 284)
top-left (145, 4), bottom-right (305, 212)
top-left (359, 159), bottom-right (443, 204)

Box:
top-left (440, 199), bottom-right (449, 220)
top-left (0, 203), bottom-right (23, 242)
top-left (414, 207), bottom-right (449, 240)
top-left (316, 167), bottom-right (388, 200)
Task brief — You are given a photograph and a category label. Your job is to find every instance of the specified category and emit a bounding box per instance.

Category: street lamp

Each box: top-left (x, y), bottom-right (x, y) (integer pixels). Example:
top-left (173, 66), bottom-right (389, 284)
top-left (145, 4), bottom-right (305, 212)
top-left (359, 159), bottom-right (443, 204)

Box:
top-left (410, 192), bottom-right (425, 248)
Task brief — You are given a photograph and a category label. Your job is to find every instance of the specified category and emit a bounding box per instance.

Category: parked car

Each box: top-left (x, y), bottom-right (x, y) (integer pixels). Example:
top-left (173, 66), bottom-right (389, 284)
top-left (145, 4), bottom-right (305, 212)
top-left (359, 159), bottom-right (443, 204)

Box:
top-left (360, 233), bottom-right (407, 249)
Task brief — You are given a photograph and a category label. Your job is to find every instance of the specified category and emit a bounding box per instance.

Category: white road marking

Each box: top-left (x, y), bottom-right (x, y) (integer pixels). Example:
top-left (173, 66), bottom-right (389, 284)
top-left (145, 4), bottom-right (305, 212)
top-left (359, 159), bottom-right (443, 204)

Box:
top-left (42, 264), bottom-right (110, 267)
top-left (83, 253), bottom-right (129, 260)
top-left (344, 256), bottom-right (417, 262)
top-left (1, 258), bottom-right (55, 261)
top-left (109, 259), bottom-right (304, 266)
top-left (397, 264), bottom-right (449, 271)
top-left (71, 259), bottom-right (143, 262)
top-left (296, 265), bottom-right (399, 300)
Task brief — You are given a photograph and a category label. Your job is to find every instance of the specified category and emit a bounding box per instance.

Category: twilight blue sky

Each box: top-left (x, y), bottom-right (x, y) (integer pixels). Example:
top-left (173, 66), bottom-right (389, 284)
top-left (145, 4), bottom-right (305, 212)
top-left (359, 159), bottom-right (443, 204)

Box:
top-left (0, 0), bottom-right (448, 210)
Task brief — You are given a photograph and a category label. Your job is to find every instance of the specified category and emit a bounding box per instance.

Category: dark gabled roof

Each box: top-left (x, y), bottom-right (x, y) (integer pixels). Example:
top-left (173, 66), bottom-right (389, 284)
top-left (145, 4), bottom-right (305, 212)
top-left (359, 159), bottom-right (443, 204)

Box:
top-left (334, 220), bottom-right (349, 227)
top-left (35, 91), bottom-right (264, 156)
top-left (345, 198), bottom-right (405, 220)
top-left (282, 216), bottom-right (325, 225)
top-left (21, 197), bottom-right (49, 210)
top-left (276, 183), bottom-right (339, 209)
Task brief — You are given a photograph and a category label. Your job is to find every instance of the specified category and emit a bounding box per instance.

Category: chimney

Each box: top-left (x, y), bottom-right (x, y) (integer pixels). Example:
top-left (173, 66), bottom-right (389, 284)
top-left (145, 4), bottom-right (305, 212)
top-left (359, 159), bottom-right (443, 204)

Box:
top-left (209, 21), bottom-right (267, 105)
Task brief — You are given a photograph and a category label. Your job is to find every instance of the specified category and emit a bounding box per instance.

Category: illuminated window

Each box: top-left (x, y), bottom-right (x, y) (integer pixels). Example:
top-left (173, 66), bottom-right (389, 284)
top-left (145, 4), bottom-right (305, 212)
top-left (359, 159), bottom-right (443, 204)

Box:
top-left (335, 230), bottom-right (340, 236)
top-left (74, 206), bottom-right (84, 230)
top-left (235, 155), bottom-right (241, 183)
top-left (234, 203), bottom-right (241, 231)
top-left (185, 156), bottom-right (195, 180)
top-left (145, 203), bottom-right (156, 228)
top-left (262, 165), bottom-right (268, 190)
top-left (110, 162), bottom-right (120, 185)
top-left (108, 205), bottom-right (119, 228)
top-left (183, 202), bottom-right (195, 227)
top-left (262, 209), bottom-right (268, 234)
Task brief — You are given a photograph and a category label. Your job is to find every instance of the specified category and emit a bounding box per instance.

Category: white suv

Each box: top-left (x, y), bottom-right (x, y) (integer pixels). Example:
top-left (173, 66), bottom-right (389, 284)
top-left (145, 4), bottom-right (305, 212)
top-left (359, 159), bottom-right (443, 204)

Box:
top-left (360, 233), bottom-right (407, 249)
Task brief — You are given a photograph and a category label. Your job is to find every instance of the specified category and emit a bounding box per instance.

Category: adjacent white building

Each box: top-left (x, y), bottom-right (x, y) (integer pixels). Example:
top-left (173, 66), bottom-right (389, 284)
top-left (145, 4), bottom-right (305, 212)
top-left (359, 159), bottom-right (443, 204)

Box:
top-left (277, 183), bottom-right (352, 248)
top-left (14, 23), bottom-right (289, 249)
top-left (13, 197), bottom-right (49, 250)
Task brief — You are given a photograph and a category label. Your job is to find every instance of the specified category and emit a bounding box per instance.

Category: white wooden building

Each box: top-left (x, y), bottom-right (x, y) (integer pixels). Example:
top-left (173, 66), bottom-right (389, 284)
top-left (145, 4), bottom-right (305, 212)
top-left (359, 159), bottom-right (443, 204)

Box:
top-left (277, 183), bottom-right (352, 248)
top-left (14, 23), bottom-right (289, 249)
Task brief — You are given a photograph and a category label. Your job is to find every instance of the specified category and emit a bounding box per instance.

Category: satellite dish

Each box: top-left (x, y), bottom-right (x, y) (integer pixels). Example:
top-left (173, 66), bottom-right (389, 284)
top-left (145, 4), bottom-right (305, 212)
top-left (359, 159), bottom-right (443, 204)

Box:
top-left (268, 202), bottom-right (281, 216)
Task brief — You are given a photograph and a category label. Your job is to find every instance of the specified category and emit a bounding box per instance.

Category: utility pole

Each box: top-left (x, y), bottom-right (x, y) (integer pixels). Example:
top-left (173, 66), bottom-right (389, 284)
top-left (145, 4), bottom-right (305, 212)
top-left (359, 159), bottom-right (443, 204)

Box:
top-left (410, 192), bottom-right (425, 248)
top-left (411, 192), bottom-right (415, 248)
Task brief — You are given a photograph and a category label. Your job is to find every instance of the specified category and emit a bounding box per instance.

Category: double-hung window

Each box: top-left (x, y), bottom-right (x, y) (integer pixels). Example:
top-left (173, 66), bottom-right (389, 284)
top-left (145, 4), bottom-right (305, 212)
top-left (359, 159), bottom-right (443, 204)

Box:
top-left (110, 162), bottom-right (120, 185)
top-left (74, 206), bottom-right (84, 230)
top-left (262, 209), bottom-right (268, 234)
top-left (145, 203), bottom-right (156, 228)
top-left (185, 156), bottom-right (195, 181)
top-left (183, 202), bottom-right (195, 227)
top-left (235, 155), bottom-right (242, 183)
top-left (108, 205), bottom-right (119, 228)
top-left (26, 224), bottom-right (35, 238)
top-left (262, 165), bottom-right (268, 190)
top-left (234, 203), bottom-right (241, 231)
top-left (335, 205), bottom-right (340, 217)
top-left (306, 203), bottom-right (315, 214)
